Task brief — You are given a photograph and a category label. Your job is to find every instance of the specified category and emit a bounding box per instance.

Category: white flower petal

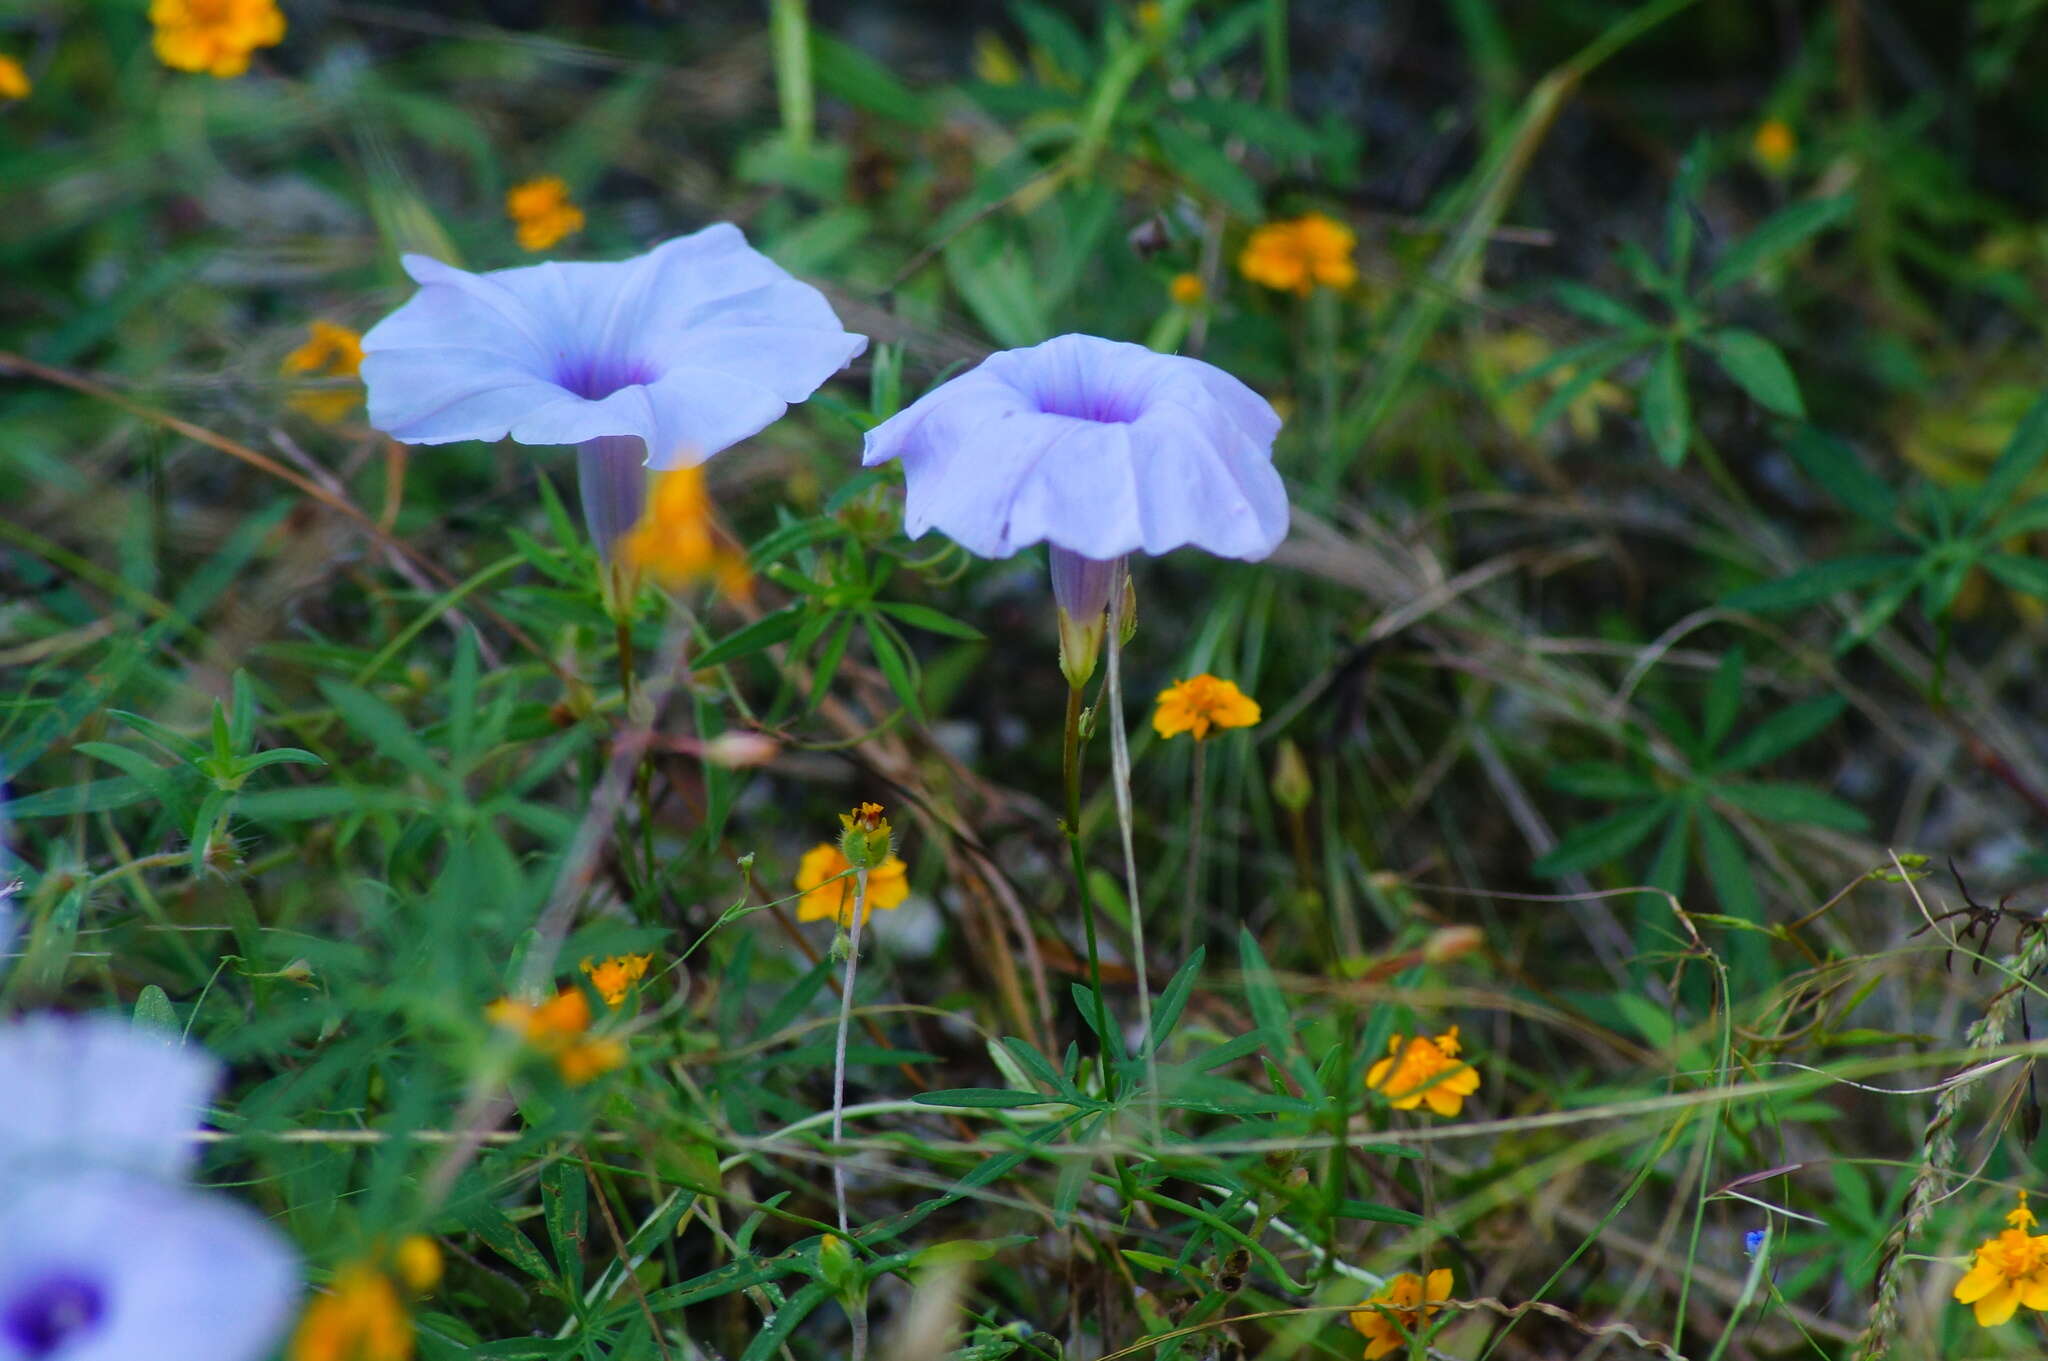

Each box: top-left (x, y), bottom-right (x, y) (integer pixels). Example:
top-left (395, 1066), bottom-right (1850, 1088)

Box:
top-left (0, 1015), bottom-right (217, 1183)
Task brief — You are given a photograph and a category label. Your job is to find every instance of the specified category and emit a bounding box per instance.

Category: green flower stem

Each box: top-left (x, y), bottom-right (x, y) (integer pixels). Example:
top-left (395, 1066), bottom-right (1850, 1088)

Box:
top-left (1062, 680), bottom-right (1118, 1099)
top-left (830, 867), bottom-right (869, 1235)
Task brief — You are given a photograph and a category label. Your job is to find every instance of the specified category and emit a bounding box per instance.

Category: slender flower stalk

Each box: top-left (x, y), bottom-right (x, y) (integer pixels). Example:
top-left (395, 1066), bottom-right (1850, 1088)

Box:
top-left (1060, 680), bottom-right (1116, 1095)
top-left (830, 866), bottom-right (869, 1235)
top-left (1103, 576), bottom-right (1157, 1119)
top-left (1182, 737), bottom-right (1207, 958)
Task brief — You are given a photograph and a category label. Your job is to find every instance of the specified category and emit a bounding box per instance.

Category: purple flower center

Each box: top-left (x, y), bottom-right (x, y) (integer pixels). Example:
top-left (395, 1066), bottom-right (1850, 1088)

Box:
top-left (3, 1273), bottom-right (108, 1357)
top-left (1028, 380), bottom-right (1142, 425)
top-left (556, 353), bottom-right (655, 401)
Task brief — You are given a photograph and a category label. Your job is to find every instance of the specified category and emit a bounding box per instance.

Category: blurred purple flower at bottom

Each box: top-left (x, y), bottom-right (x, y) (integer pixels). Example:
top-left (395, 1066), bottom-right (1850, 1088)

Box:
top-left (361, 224), bottom-right (867, 557)
top-left (0, 1015), bottom-right (216, 1183)
top-left (0, 1173), bottom-right (297, 1361)
top-left (861, 333), bottom-right (1286, 684)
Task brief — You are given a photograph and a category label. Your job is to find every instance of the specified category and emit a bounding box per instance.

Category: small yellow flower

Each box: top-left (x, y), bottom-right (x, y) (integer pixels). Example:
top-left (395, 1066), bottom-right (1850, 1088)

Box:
top-left (289, 1263), bottom-right (413, 1361)
top-left (1153, 674), bottom-right (1261, 741)
top-left (392, 1236), bottom-right (442, 1293)
top-left (0, 56), bottom-right (30, 100)
top-left (487, 987), bottom-right (625, 1084)
top-left (1349, 1269), bottom-right (1454, 1360)
top-left (282, 320), bottom-right (365, 422)
top-left (795, 842), bottom-right (910, 927)
top-left (506, 176), bottom-right (584, 252)
top-left (1168, 272), bottom-right (1206, 306)
top-left (1366, 1027), bottom-right (1480, 1117)
top-left (150, 0), bottom-right (286, 79)
top-left (1238, 212), bottom-right (1357, 296)
top-left (580, 953), bottom-right (653, 1007)
top-left (616, 467), bottom-right (752, 597)
top-left (1956, 1192), bottom-right (2048, 1327)
top-left (1751, 118), bottom-right (1796, 176)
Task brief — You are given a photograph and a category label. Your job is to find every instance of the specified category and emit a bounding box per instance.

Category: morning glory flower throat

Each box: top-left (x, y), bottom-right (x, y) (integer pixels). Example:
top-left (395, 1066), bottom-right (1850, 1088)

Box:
top-left (0, 1016), bottom-right (298, 1361)
top-left (860, 333), bottom-right (1286, 684)
top-left (362, 223), bottom-right (867, 558)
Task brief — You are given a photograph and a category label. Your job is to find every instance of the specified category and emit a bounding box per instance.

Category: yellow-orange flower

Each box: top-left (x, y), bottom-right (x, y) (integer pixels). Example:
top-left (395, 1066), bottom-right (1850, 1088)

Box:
top-left (796, 842), bottom-right (909, 927)
top-left (0, 56), bottom-right (30, 100)
top-left (1366, 1027), bottom-right (1479, 1117)
top-left (150, 0), bottom-right (285, 78)
top-left (616, 466), bottom-right (752, 597)
top-left (1349, 1269), bottom-right (1453, 1360)
top-left (290, 1238), bottom-right (438, 1361)
top-left (1153, 674), bottom-right (1260, 740)
top-left (507, 176), bottom-right (584, 252)
top-left (1238, 212), bottom-right (1356, 296)
top-left (282, 320), bottom-right (365, 422)
top-left (580, 953), bottom-right (652, 1007)
top-left (1956, 1191), bottom-right (2048, 1327)
top-left (487, 987), bottom-right (625, 1084)
top-left (1169, 272), bottom-right (1206, 306)
top-left (1751, 118), bottom-right (1796, 176)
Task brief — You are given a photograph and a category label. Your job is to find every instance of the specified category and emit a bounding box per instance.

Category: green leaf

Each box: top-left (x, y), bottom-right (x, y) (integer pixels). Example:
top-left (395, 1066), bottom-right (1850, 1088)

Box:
top-left (911, 1088), bottom-right (1069, 1108)
top-left (1533, 799), bottom-right (1671, 876)
top-left (863, 613), bottom-right (924, 722)
top-left (1696, 812), bottom-right (1763, 923)
top-left (1152, 121), bottom-right (1262, 218)
top-left (1713, 696), bottom-right (1844, 772)
top-left (1642, 342), bottom-right (1690, 467)
top-left (540, 1161), bottom-right (588, 1300)
top-left (748, 516), bottom-right (843, 567)
top-left (133, 984), bottom-right (178, 1033)
top-left (1333, 1199), bottom-right (1426, 1227)
top-left (1545, 763), bottom-right (1657, 801)
top-left (1982, 552), bottom-right (2048, 600)
top-left (1148, 947), bottom-right (1205, 1054)
top-left (1705, 196), bottom-right (1853, 294)
top-left (1705, 329), bottom-right (1804, 418)
top-left (694, 607), bottom-right (809, 670)
top-left (1703, 646), bottom-right (1745, 753)
top-left (318, 680), bottom-right (452, 791)
top-left (1724, 555), bottom-right (1916, 612)
top-left (1550, 281), bottom-right (1652, 332)
top-left (1715, 781), bottom-right (1869, 832)
top-left (812, 32), bottom-right (931, 126)
top-left (874, 601), bottom-right (986, 641)
top-left (4, 777), bottom-right (152, 819)
top-left (1967, 389), bottom-right (2048, 534)
top-left (1785, 428), bottom-right (1899, 529)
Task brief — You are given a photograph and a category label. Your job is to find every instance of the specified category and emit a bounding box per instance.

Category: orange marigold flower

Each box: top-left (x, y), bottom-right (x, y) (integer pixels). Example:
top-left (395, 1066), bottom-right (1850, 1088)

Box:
top-left (150, 0), bottom-right (285, 78)
top-left (1751, 118), bottom-right (1796, 176)
top-left (616, 466), bottom-right (752, 597)
top-left (0, 55), bottom-right (30, 100)
top-left (283, 320), bottom-right (365, 421)
top-left (1957, 1191), bottom-right (2048, 1327)
top-left (1366, 1027), bottom-right (1480, 1117)
top-left (580, 953), bottom-right (653, 1007)
top-left (507, 176), bottom-right (585, 252)
top-left (1238, 212), bottom-right (1357, 296)
top-left (289, 1263), bottom-right (412, 1361)
top-left (1153, 674), bottom-right (1260, 740)
top-left (1169, 272), bottom-right (1206, 306)
top-left (795, 842), bottom-right (909, 927)
top-left (1349, 1269), bottom-right (1453, 1360)
top-left (487, 987), bottom-right (624, 1084)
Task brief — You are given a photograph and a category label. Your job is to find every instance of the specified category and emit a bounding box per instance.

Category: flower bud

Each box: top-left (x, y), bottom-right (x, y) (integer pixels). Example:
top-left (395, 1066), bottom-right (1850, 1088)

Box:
top-left (1269, 739), bottom-right (1312, 813)
top-left (837, 802), bottom-right (894, 870)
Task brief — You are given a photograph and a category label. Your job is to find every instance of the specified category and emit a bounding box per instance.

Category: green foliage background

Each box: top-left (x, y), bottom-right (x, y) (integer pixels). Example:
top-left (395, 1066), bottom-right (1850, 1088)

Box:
top-left (9, 0), bottom-right (2048, 1356)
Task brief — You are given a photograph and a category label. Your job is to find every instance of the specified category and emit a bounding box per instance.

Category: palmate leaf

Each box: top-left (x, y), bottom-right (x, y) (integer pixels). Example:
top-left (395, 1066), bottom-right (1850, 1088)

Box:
top-left (1534, 798), bottom-right (1671, 876)
top-left (1696, 811), bottom-right (1764, 924)
top-left (1712, 696), bottom-right (1844, 772)
top-left (1546, 762), bottom-right (1659, 801)
top-left (1704, 195), bottom-right (1854, 295)
top-left (1982, 552), bottom-right (2048, 599)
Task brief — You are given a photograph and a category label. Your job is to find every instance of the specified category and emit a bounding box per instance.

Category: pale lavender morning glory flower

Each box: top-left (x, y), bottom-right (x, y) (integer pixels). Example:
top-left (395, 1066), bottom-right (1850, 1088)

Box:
top-left (0, 1015), bottom-right (298, 1361)
top-left (0, 1172), bottom-right (297, 1361)
top-left (861, 333), bottom-right (1285, 683)
top-left (361, 223), bottom-right (868, 556)
top-left (0, 1014), bottom-right (216, 1182)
